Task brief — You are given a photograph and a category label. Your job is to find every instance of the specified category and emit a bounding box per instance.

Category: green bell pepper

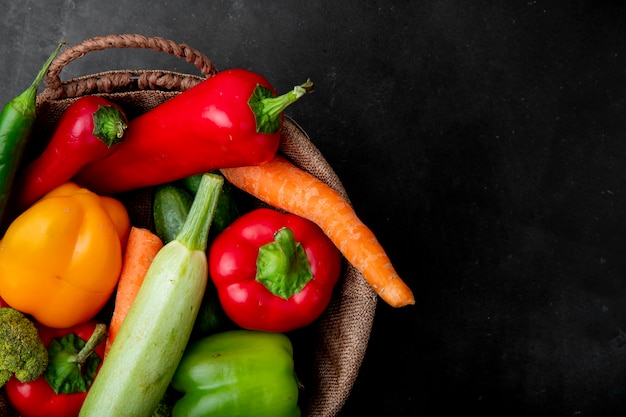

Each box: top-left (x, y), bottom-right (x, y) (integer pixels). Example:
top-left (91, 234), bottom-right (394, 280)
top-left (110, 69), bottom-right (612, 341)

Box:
top-left (171, 329), bottom-right (301, 417)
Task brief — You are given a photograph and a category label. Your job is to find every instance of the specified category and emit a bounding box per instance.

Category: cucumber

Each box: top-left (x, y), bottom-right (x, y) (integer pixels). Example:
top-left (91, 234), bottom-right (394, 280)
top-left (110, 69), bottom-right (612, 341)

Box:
top-left (79, 173), bottom-right (224, 417)
top-left (155, 173), bottom-right (238, 245)
top-left (153, 184), bottom-right (194, 244)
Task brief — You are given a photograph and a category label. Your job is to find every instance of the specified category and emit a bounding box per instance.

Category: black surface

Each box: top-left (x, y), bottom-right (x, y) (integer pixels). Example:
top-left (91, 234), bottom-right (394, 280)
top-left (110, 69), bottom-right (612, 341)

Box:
top-left (2, 1), bottom-right (626, 416)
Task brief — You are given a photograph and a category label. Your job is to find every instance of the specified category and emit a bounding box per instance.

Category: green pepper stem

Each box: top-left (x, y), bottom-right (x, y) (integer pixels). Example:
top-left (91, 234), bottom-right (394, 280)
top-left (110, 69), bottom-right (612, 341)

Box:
top-left (176, 173), bottom-right (224, 251)
top-left (256, 227), bottom-right (313, 299)
top-left (12, 41), bottom-right (66, 117)
top-left (71, 323), bottom-right (108, 366)
top-left (92, 105), bottom-right (128, 147)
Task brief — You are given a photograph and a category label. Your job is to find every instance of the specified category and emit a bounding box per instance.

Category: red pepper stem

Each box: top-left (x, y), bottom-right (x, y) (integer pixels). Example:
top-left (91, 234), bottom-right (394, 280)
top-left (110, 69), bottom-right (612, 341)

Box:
top-left (261, 79), bottom-right (313, 121)
top-left (71, 323), bottom-right (107, 366)
top-left (256, 227), bottom-right (313, 299)
top-left (249, 79), bottom-right (314, 134)
top-left (92, 105), bottom-right (128, 147)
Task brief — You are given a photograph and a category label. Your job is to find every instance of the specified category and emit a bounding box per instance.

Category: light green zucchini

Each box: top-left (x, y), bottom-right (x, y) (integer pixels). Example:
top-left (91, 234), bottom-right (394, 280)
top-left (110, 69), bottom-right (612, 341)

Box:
top-left (79, 173), bottom-right (223, 417)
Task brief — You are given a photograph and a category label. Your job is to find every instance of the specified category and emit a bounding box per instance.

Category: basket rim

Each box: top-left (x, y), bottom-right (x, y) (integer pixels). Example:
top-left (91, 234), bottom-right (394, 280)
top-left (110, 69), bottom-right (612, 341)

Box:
top-left (41, 34), bottom-right (218, 100)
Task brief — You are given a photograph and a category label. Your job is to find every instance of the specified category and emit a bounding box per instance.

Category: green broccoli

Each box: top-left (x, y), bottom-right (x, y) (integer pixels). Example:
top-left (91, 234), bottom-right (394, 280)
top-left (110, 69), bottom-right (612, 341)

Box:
top-left (0, 307), bottom-right (48, 387)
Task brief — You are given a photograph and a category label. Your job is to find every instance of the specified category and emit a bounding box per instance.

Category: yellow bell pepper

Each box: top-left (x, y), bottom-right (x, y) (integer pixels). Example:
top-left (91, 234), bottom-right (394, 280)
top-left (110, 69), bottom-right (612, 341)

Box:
top-left (0, 182), bottom-right (130, 328)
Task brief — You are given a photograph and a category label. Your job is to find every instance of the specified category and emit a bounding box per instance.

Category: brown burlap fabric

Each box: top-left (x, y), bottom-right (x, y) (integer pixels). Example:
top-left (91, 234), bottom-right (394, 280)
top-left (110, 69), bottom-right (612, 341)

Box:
top-left (0, 34), bottom-right (377, 417)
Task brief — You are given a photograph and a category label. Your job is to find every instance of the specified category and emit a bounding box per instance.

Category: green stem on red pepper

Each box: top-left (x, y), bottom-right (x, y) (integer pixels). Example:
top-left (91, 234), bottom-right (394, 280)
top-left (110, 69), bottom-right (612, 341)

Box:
top-left (14, 96), bottom-right (129, 210)
top-left (44, 323), bottom-right (107, 394)
top-left (72, 324), bottom-right (107, 365)
top-left (248, 79), bottom-right (314, 134)
top-left (91, 105), bottom-right (128, 147)
top-left (256, 227), bottom-right (313, 299)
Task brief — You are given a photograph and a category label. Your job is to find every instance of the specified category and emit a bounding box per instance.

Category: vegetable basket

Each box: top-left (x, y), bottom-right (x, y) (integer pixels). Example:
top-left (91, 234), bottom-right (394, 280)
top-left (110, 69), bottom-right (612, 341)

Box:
top-left (0, 34), bottom-right (377, 417)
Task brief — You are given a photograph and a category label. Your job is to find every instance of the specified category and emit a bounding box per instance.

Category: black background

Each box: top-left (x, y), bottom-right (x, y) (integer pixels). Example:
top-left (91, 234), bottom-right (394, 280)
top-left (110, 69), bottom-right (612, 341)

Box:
top-left (2, 1), bottom-right (626, 416)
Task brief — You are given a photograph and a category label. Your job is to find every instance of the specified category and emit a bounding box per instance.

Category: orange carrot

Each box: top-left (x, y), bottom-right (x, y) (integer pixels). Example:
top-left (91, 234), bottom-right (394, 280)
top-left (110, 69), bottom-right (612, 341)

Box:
top-left (221, 155), bottom-right (415, 308)
top-left (104, 226), bottom-right (163, 356)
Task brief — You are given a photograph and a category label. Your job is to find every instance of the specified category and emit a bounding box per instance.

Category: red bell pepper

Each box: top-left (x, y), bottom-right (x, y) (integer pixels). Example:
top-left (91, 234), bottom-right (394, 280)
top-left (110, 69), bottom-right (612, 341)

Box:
top-left (4, 320), bottom-right (107, 417)
top-left (74, 69), bottom-right (313, 195)
top-left (208, 207), bottom-right (342, 332)
top-left (14, 96), bottom-right (128, 209)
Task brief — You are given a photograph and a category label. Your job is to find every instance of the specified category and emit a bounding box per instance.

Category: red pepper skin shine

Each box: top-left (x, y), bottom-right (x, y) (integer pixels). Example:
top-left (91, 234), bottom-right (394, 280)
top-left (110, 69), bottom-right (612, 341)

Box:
top-left (74, 69), bottom-right (308, 195)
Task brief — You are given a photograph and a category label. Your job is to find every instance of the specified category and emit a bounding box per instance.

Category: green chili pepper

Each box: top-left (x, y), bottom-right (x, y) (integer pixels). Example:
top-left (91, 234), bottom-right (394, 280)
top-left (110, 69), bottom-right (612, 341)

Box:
top-left (0, 42), bottom-right (65, 224)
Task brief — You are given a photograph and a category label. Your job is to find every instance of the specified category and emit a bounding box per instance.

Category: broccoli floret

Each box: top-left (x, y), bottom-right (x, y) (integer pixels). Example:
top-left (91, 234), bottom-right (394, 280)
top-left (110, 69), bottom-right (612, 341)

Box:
top-left (0, 307), bottom-right (48, 387)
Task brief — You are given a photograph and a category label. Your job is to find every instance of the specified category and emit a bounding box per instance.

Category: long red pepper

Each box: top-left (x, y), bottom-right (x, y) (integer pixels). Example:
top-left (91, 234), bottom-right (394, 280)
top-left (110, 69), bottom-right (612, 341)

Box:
top-left (73, 69), bottom-right (313, 195)
top-left (15, 96), bottom-right (128, 209)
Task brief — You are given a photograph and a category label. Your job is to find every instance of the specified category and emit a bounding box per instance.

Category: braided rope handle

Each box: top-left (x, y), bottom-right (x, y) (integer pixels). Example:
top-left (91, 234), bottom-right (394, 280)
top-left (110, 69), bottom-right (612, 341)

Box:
top-left (40, 34), bottom-right (218, 100)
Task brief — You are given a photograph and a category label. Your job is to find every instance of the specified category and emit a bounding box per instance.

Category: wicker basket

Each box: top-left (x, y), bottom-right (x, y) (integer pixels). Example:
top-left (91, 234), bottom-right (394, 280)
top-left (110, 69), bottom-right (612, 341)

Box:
top-left (0, 34), bottom-right (377, 417)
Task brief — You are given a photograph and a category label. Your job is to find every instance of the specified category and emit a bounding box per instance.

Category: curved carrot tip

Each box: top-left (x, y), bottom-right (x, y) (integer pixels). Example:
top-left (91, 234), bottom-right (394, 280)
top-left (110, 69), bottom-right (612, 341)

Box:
top-left (381, 280), bottom-right (415, 307)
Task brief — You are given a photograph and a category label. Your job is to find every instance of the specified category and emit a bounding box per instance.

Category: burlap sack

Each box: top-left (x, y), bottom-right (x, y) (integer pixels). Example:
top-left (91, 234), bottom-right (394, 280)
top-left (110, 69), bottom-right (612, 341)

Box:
top-left (0, 34), bottom-right (377, 417)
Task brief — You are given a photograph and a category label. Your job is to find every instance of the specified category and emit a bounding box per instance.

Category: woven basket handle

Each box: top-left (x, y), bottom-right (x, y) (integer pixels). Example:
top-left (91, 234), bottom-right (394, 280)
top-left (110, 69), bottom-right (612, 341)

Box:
top-left (40, 34), bottom-right (218, 100)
